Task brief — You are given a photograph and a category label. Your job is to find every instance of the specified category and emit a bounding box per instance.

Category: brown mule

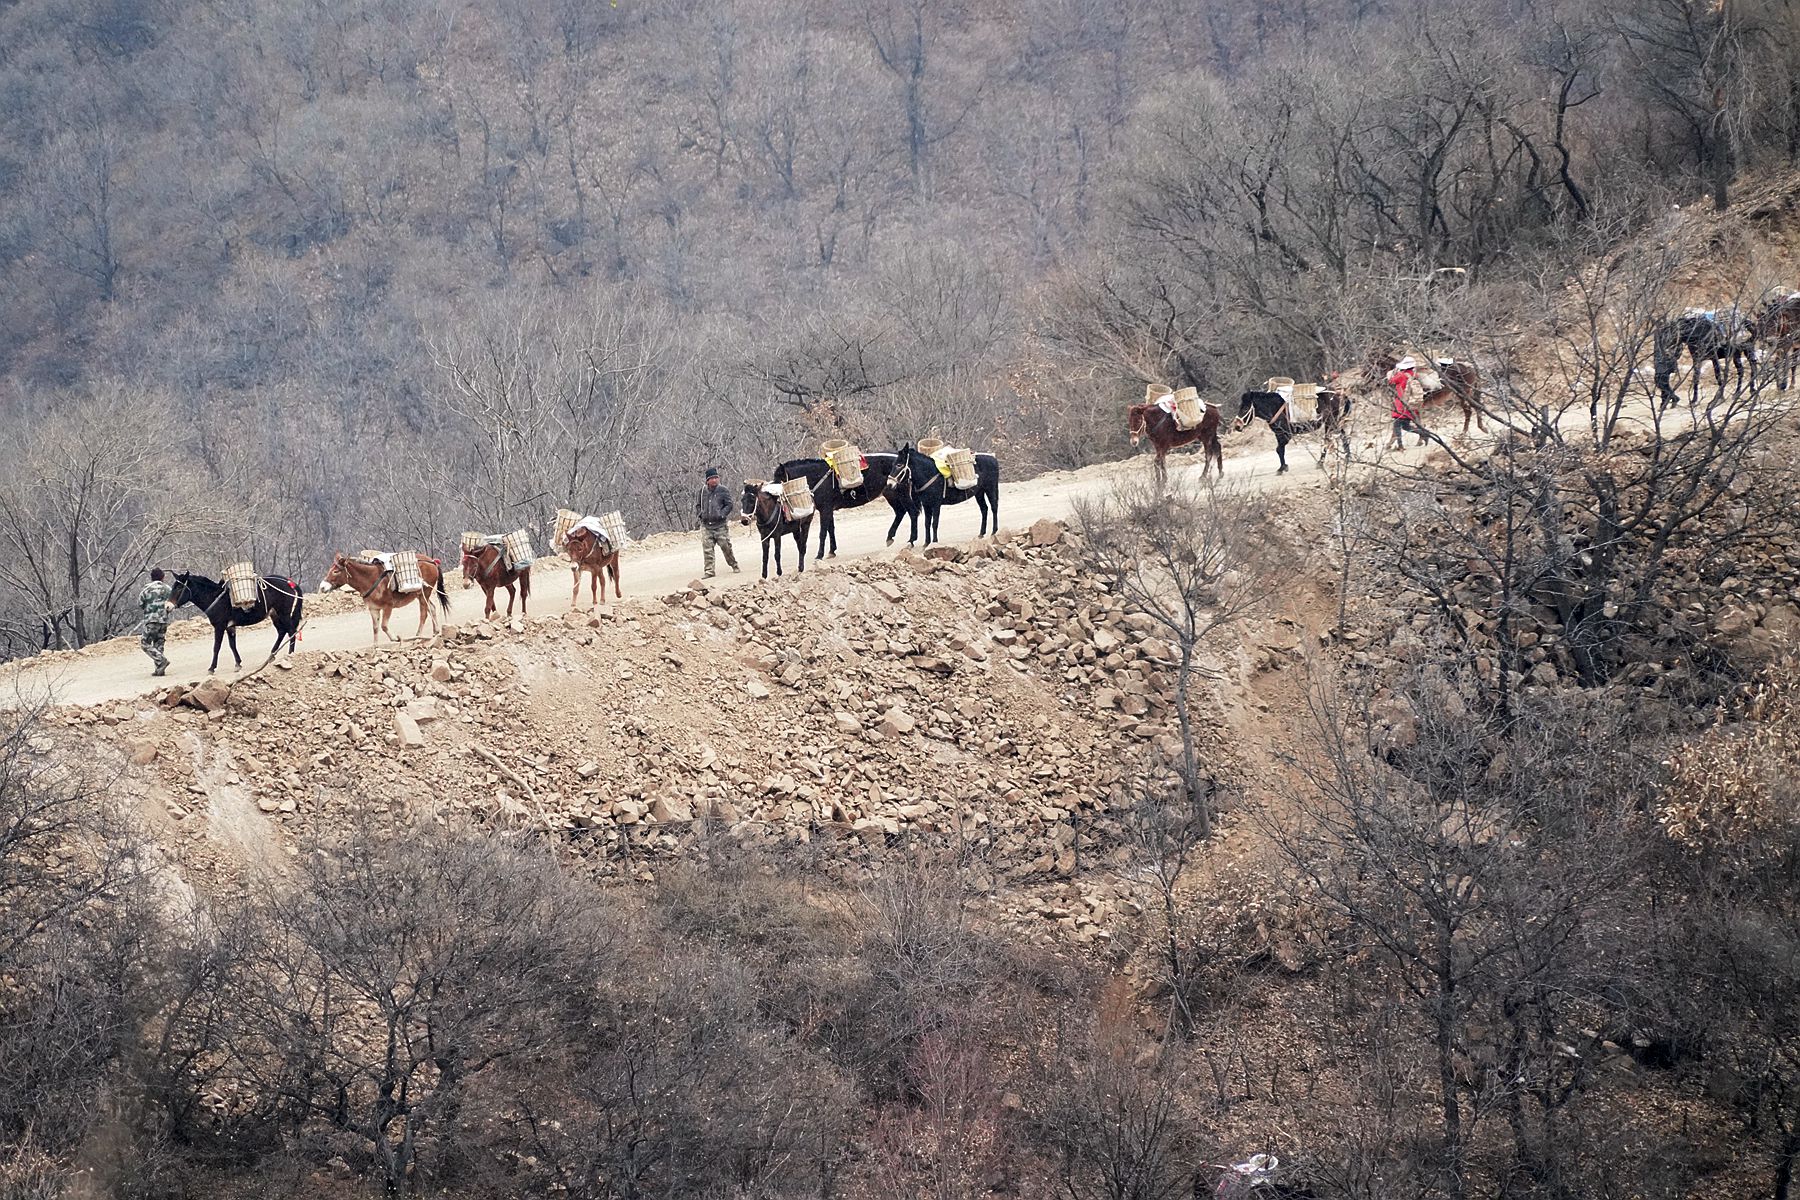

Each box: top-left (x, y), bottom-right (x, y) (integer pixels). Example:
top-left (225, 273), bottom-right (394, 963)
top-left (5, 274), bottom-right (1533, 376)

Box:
top-left (1127, 401), bottom-right (1222, 484)
top-left (563, 528), bottom-right (621, 609)
top-left (460, 543), bottom-right (531, 619)
top-left (324, 552), bottom-right (450, 645)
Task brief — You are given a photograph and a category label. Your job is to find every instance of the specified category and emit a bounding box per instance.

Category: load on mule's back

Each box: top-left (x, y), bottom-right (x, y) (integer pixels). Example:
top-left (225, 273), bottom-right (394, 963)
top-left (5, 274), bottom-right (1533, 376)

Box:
top-left (324, 549), bottom-right (450, 645)
top-left (556, 507), bottom-right (624, 608)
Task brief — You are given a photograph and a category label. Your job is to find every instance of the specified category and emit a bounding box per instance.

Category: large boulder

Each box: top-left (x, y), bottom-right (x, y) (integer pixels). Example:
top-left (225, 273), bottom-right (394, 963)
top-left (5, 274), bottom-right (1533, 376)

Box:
top-left (185, 678), bottom-right (232, 713)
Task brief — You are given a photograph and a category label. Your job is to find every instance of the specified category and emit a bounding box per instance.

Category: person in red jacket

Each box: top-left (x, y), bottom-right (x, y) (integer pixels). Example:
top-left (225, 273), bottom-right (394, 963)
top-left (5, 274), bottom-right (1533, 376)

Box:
top-left (1386, 356), bottom-right (1422, 450)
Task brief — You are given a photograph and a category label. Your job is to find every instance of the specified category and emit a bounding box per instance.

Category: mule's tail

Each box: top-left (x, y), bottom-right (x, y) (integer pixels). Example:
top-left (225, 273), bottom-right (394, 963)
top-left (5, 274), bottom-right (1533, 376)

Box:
top-left (435, 570), bottom-right (452, 614)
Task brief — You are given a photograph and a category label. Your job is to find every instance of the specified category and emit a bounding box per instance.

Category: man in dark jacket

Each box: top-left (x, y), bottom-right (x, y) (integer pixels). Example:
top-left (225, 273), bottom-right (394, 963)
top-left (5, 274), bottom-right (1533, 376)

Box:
top-left (696, 467), bottom-right (740, 578)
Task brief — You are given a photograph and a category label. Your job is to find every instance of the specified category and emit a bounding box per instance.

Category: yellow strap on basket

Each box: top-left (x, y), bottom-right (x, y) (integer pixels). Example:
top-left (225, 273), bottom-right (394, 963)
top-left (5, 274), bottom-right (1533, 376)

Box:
top-left (930, 448), bottom-right (953, 479)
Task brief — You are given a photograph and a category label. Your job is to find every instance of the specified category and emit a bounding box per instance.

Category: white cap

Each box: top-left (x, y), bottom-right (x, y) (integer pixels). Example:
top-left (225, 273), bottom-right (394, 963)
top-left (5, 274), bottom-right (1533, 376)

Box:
top-left (1396, 356), bottom-right (1417, 370)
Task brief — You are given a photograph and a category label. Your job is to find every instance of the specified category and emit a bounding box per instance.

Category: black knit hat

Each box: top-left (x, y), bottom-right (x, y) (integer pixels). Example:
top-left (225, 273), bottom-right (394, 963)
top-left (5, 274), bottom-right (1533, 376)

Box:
top-left (705, 467), bottom-right (720, 481)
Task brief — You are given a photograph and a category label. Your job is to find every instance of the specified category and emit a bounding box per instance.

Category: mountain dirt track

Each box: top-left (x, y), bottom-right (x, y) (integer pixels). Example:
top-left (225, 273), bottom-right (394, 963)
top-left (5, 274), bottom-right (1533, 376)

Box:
top-left (15, 385), bottom-right (1696, 712)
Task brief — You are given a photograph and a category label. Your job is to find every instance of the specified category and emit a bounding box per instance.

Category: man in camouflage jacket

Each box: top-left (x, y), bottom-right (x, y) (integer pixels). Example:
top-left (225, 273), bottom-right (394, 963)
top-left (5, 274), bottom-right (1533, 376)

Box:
top-left (139, 568), bottom-right (175, 676)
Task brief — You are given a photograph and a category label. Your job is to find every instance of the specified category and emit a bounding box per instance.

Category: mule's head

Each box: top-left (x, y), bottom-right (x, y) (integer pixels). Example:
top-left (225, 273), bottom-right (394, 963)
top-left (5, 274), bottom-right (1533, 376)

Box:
top-left (740, 481), bottom-right (763, 525)
top-left (1233, 393), bottom-right (1258, 431)
top-left (1126, 403), bottom-right (1148, 445)
top-left (168, 572), bottom-right (191, 608)
top-left (322, 553), bottom-right (351, 590)
top-left (459, 546), bottom-right (484, 588)
top-left (885, 446), bottom-right (915, 495)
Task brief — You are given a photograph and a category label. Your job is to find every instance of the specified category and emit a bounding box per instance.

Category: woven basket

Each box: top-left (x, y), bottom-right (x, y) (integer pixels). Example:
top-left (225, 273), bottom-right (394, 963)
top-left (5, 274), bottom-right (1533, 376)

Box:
top-left (552, 510), bottom-right (579, 550)
top-left (597, 511), bottom-right (627, 548)
top-left (917, 437), bottom-right (945, 457)
top-left (945, 447), bottom-right (977, 489)
top-left (820, 439), bottom-right (864, 488)
top-left (461, 531), bottom-right (484, 552)
top-left (1172, 387), bottom-right (1203, 430)
top-left (1265, 375), bottom-right (1295, 392)
top-left (392, 551), bottom-right (424, 594)
top-left (502, 529), bottom-right (533, 570)
top-left (224, 561), bottom-right (259, 609)
top-left (1145, 383), bottom-right (1174, 404)
top-left (781, 476), bottom-right (815, 518)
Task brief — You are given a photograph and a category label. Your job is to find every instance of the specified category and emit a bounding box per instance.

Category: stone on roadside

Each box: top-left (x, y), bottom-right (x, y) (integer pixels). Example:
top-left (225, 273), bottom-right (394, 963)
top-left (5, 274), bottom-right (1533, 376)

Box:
top-left (392, 711), bottom-right (425, 749)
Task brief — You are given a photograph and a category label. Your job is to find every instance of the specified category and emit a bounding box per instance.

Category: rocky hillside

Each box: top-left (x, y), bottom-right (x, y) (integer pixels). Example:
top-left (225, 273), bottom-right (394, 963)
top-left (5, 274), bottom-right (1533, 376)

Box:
top-left (39, 518), bottom-right (1300, 943)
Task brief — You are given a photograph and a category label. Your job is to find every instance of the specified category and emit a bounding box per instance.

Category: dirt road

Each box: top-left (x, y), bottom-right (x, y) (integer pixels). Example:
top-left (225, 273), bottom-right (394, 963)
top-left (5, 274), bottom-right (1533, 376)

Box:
top-left (1, 433), bottom-right (1348, 710)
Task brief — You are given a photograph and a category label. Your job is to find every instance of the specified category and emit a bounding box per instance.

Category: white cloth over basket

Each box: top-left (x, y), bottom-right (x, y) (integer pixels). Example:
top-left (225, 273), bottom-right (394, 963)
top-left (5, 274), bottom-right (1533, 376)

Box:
top-left (570, 515), bottom-right (608, 541)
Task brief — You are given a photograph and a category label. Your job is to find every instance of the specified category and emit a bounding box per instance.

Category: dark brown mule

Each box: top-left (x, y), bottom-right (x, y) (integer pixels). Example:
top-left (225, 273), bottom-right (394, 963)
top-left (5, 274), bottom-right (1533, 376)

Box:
top-left (563, 527), bottom-right (621, 608)
top-left (323, 552), bottom-right (450, 645)
top-left (1127, 401), bottom-right (1222, 483)
top-left (1233, 388), bottom-right (1355, 473)
top-left (1752, 294), bottom-right (1800, 390)
top-left (460, 543), bottom-right (531, 619)
top-left (1366, 353), bottom-right (1485, 435)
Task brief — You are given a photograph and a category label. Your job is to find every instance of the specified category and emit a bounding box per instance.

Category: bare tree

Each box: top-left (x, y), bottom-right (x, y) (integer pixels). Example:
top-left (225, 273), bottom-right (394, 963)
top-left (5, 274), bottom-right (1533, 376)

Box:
top-left (0, 383), bottom-right (237, 650)
top-left (1075, 478), bottom-right (1288, 837)
top-left (1270, 663), bottom-right (1656, 1198)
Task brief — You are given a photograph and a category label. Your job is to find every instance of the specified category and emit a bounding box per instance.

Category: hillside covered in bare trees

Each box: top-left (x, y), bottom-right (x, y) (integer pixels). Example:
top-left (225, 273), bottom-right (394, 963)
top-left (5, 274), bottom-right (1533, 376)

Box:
top-left (9, 0), bottom-right (1800, 1186)
top-left (6, 0), bottom-right (1800, 651)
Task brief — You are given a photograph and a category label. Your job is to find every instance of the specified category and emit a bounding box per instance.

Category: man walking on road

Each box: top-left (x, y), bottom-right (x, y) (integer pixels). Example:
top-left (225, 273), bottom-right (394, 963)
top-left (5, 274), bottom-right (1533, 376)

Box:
top-left (696, 467), bottom-right (741, 578)
top-left (139, 568), bottom-right (175, 676)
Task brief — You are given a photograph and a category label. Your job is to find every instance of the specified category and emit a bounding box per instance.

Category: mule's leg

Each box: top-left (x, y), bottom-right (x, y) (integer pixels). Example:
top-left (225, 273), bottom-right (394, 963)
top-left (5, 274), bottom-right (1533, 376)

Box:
top-left (796, 523), bottom-right (808, 572)
top-left (367, 604), bottom-right (380, 646)
top-left (1276, 434), bottom-right (1289, 474)
top-left (226, 625), bottom-right (241, 670)
top-left (209, 624), bottom-right (225, 674)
